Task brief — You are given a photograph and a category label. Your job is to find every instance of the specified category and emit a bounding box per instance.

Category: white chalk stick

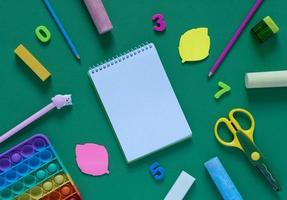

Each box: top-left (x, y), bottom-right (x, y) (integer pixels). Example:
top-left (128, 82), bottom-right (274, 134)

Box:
top-left (245, 70), bottom-right (287, 88)
top-left (164, 171), bottom-right (195, 200)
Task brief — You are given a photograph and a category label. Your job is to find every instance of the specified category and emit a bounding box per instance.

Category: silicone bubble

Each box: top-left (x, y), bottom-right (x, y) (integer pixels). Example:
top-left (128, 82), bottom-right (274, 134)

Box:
top-left (11, 152), bottom-right (22, 163)
top-left (54, 174), bottom-right (65, 185)
top-left (36, 170), bottom-right (47, 180)
top-left (43, 181), bottom-right (53, 191)
top-left (6, 170), bottom-right (17, 182)
top-left (16, 164), bottom-right (30, 175)
top-left (68, 195), bottom-right (80, 200)
top-left (30, 186), bottom-right (43, 198)
top-left (12, 182), bottom-right (25, 194)
top-left (17, 193), bottom-right (31, 200)
top-left (21, 145), bottom-right (34, 157)
top-left (28, 157), bottom-right (41, 169)
top-left (0, 158), bottom-right (11, 171)
top-left (23, 175), bottom-right (36, 186)
top-left (0, 177), bottom-right (6, 189)
top-left (32, 138), bottom-right (47, 150)
top-left (61, 185), bottom-right (72, 196)
top-left (0, 188), bottom-right (12, 199)
top-left (39, 150), bottom-right (52, 162)
top-left (49, 191), bottom-right (61, 200)
top-left (47, 163), bottom-right (58, 174)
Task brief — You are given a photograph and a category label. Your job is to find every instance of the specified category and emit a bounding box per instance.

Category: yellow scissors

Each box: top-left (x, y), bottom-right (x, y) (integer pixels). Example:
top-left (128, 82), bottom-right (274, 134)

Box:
top-left (214, 108), bottom-right (280, 191)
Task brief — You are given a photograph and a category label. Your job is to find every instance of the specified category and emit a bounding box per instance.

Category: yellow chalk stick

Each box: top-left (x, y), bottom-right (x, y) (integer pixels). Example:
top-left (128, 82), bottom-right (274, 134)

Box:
top-left (15, 44), bottom-right (51, 81)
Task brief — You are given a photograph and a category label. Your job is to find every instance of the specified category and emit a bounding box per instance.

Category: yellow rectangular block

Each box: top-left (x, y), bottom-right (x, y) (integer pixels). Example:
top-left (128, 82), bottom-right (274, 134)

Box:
top-left (15, 44), bottom-right (51, 81)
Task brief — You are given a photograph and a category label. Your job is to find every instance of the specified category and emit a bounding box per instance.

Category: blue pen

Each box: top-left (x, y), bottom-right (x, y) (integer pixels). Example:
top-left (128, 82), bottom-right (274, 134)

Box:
top-left (43, 0), bottom-right (80, 60)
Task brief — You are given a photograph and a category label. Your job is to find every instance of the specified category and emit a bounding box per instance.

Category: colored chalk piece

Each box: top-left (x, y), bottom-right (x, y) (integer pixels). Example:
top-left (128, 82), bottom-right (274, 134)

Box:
top-left (35, 25), bottom-right (51, 43)
top-left (204, 157), bottom-right (243, 200)
top-left (82, 0), bottom-right (113, 34)
top-left (164, 171), bottom-right (195, 200)
top-left (14, 44), bottom-right (51, 81)
top-left (251, 16), bottom-right (279, 42)
top-left (149, 162), bottom-right (165, 181)
top-left (245, 70), bottom-right (287, 88)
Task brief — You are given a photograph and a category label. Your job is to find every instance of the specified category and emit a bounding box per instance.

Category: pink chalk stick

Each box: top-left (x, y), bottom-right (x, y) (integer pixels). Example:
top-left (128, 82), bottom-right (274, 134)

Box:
top-left (76, 143), bottom-right (109, 176)
top-left (83, 0), bottom-right (113, 34)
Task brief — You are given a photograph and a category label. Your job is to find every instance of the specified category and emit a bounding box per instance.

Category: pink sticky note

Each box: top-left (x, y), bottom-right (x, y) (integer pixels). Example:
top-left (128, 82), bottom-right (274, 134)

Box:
top-left (76, 143), bottom-right (109, 176)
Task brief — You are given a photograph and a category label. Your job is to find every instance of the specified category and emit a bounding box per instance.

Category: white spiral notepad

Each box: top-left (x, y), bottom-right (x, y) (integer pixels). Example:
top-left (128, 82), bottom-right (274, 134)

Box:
top-left (88, 43), bottom-right (192, 163)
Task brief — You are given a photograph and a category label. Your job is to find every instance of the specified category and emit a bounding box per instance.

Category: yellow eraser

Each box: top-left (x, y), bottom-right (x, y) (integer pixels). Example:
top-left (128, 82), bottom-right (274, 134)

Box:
top-left (15, 44), bottom-right (51, 81)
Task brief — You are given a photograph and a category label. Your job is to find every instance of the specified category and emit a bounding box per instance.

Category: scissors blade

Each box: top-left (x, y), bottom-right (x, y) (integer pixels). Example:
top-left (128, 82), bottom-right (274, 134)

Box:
top-left (256, 163), bottom-right (280, 191)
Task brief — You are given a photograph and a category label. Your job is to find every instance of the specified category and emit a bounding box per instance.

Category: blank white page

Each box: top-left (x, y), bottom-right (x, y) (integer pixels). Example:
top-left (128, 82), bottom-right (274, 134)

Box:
top-left (88, 43), bottom-right (192, 163)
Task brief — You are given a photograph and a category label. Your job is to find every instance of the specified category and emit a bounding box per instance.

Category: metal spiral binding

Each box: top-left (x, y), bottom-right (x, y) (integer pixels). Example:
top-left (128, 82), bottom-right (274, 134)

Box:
top-left (89, 42), bottom-right (153, 74)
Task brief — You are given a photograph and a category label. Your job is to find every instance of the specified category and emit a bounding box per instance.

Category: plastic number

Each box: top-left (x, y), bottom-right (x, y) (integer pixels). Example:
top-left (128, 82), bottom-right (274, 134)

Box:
top-left (152, 14), bottom-right (166, 32)
top-left (149, 162), bottom-right (165, 181)
top-left (35, 26), bottom-right (51, 43)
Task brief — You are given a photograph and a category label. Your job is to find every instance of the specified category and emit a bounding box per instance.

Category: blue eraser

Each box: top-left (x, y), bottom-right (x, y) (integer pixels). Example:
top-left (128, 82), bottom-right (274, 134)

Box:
top-left (150, 162), bottom-right (165, 181)
top-left (204, 157), bottom-right (243, 200)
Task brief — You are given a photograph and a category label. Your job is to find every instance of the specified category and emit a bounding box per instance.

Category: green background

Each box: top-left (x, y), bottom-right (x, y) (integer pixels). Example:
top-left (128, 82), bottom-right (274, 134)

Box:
top-left (0, 0), bottom-right (286, 199)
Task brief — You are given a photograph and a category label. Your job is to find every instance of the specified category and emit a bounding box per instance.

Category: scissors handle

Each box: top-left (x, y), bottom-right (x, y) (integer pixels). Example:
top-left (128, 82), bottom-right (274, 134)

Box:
top-left (214, 108), bottom-right (255, 150)
top-left (229, 108), bottom-right (255, 142)
top-left (214, 118), bottom-right (241, 148)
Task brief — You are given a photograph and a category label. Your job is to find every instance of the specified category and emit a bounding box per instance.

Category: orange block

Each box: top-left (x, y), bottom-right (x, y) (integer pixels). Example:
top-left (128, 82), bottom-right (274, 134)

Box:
top-left (15, 44), bottom-right (51, 81)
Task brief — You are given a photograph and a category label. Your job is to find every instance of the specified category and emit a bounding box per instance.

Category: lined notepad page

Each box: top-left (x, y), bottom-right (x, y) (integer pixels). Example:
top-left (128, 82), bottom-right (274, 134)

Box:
top-left (88, 43), bottom-right (192, 163)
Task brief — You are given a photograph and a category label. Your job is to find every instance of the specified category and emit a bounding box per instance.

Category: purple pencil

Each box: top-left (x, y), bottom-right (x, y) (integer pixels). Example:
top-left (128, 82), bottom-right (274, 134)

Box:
top-left (208, 0), bottom-right (264, 78)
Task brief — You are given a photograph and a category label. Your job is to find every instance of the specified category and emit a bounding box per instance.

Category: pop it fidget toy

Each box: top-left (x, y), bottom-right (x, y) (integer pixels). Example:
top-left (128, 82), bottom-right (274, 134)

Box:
top-left (0, 134), bottom-right (82, 200)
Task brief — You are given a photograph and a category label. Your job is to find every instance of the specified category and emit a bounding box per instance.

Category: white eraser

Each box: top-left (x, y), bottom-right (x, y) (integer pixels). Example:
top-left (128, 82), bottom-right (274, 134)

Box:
top-left (164, 171), bottom-right (195, 200)
top-left (245, 70), bottom-right (287, 88)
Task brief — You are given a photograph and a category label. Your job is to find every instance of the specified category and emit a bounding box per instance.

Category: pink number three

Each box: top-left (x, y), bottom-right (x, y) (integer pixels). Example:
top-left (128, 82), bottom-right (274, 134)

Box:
top-left (152, 14), bottom-right (166, 32)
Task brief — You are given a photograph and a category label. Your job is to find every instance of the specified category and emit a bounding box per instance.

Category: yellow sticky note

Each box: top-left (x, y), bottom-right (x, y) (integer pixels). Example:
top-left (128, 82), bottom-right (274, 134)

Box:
top-left (15, 44), bottom-right (51, 81)
top-left (178, 28), bottom-right (210, 63)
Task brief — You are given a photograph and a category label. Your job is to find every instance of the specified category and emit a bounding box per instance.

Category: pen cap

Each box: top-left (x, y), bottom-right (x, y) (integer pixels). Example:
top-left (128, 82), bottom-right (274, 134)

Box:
top-left (52, 94), bottom-right (72, 109)
top-left (83, 0), bottom-right (113, 34)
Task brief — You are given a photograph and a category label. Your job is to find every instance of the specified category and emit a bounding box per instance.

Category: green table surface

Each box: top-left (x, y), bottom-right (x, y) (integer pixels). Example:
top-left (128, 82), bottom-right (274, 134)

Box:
top-left (1, 0), bottom-right (286, 199)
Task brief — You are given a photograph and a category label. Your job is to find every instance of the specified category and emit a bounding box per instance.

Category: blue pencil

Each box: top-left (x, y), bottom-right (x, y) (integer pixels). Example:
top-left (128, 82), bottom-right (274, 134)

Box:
top-left (43, 0), bottom-right (80, 60)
